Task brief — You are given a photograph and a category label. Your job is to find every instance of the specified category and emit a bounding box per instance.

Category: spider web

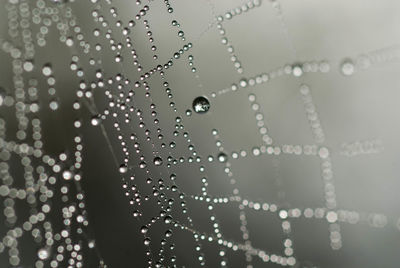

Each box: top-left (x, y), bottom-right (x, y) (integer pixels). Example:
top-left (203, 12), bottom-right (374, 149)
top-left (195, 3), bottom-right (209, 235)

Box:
top-left (1, 0), bottom-right (400, 267)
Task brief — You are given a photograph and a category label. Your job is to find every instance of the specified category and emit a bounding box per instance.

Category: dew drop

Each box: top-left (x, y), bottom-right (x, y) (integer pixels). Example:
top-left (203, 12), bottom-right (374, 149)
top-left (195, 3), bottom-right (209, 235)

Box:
top-left (292, 65), bottom-right (303, 77)
top-left (62, 170), bottom-right (73, 180)
top-left (217, 152), bottom-right (228, 163)
top-left (88, 240), bottom-right (95, 248)
top-left (139, 161), bottom-right (147, 169)
top-left (144, 237), bottom-right (151, 246)
top-left (49, 100), bottom-right (59, 110)
top-left (239, 78), bottom-right (248, 88)
top-left (140, 226), bottom-right (149, 234)
top-left (192, 96), bottom-right (210, 114)
top-left (164, 215), bottom-right (172, 224)
top-left (153, 157), bottom-right (163, 166)
top-left (38, 248), bottom-right (49, 260)
top-left (318, 147), bottom-right (329, 159)
top-left (23, 61), bottom-right (34, 72)
top-left (119, 164), bottom-right (128, 173)
top-left (91, 117), bottom-right (101, 126)
top-left (341, 60), bottom-right (355, 76)
top-left (42, 64), bottom-right (52, 76)
top-left (165, 229), bottom-right (172, 237)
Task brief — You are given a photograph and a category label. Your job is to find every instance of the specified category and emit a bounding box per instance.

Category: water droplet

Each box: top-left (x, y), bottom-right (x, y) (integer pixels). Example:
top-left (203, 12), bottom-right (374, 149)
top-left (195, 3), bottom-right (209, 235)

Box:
top-left (144, 237), bottom-right (151, 246)
top-left (164, 215), bottom-right (172, 224)
top-left (326, 211), bottom-right (338, 223)
top-left (88, 240), bottom-right (95, 248)
top-left (42, 64), bottom-right (52, 76)
top-left (318, 147), bottom-right (329, 159)
top-left (217, 152), bottom-right (228, 163)
top-left (49, 100), bottom-right (59, 110)
top-left (153, 157), bottom-right (163, 166)
top-left (133, 210), bottom-right (140, 217)
top-left (341, 60), bottom-right (354, 76)
top-left (119, 164), bottom-right (128, 173)
top-left (279, 210), bottom-right (288, 219)
top-left (62, 170), bottom-right (73, 180)
top-left (165, 229), bottom-right (172, 237)
top-left (23, 61), bottom-right (34, 72)
top-left (91, 117), bottom-right (101, 126)
top-left (139, 161), bottom-right (147, 168)
top-left (292, 65), bottom-right (303, 77)
top-left (192, 96), bottom-right (210, 114)
top-left (239, 78), bottom-right (248, 88)
top-left (38, 248), bottom-right (49, 260)
top-left (140, 226), bottom-right (149, 234)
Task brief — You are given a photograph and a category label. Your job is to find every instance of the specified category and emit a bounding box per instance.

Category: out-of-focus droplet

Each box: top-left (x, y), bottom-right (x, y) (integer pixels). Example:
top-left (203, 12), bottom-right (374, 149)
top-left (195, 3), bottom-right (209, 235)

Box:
top-left (62, 170), bottom-right (73, 180)
top-left (341, 60), bottom-right (354, 76)
top-left (38, 248), bottom-right (49, 260)
top-left (23, 61), bottom-right (34, 72)
top-left (42, 64), bottom-right (52, 76)
top-left (292, 65), bottom-right (303, 77)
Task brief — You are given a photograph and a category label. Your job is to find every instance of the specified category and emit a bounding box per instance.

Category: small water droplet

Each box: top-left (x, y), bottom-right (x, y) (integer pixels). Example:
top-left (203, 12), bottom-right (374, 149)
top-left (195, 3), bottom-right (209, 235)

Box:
top-left (239, 78), bottom-right (248, 88)
top-left (164, 215), bottom-right (172, 224)
top-left (341, 60), bottom-right (354, 76)
top-left (153, 157), bottom-right (163, 166)
top-left (42, 64), bottom-right (52, 76)
top-left (139, 161), bottom-right (147, 169)
top-left (62, 170), bottom-right (73, 180)
top-left (140, 226), bottom-right (149, 234)
top-left (119, 164), bottom-right (128, 173)
top-left (23, 61), bottom-right (34, 72)
top-left (91, 117), bottom-right (101, 126)
top-left (144, 237), bottom-right (151, 246)
top-left (292, 65), bottom-right (303, 77)
top-left (217, 152), bottom-right (228, 163)
top-left (38, 248), bottom-right (49, 260)
top-left (88, 240), bottom-right (95, 248)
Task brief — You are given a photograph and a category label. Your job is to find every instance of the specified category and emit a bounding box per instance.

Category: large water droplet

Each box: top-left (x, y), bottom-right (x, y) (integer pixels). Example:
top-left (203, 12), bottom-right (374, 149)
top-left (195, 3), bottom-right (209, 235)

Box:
top-left (192, 96), bottom-right (210, 114)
